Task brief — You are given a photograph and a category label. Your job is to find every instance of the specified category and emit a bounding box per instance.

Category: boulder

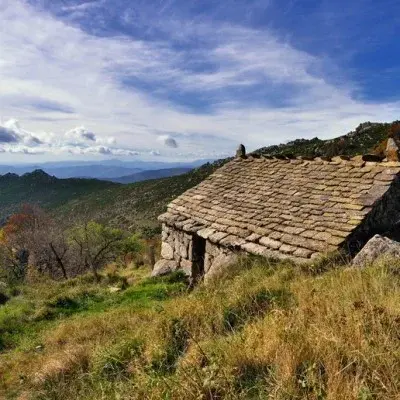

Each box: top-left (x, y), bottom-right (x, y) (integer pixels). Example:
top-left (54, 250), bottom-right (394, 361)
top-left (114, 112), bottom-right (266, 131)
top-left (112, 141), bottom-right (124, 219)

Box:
top-left (204, 253), bottom-right (238, 284)
top-left (353, 234), bottom-right (400, 267)
top-left (151, 259), bottom-right (179, 277)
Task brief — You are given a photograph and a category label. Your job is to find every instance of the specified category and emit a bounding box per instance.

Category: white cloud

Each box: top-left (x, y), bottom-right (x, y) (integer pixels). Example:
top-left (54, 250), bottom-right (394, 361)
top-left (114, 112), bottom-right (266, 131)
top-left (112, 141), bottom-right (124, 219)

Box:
top-left (0, 119), bottom-right (139, 157)
top-left (0, 118), bottom-right (44, 146)
top-left (158, 135), bottom-right (178, 148)
top-left (0, 1), bottom-right (399, 163)
top-left (0, 126), bottom-right (19, 143)
top-left (65, 126), bottom-right (96, 142)
top-left (61, 1), bottom-right (103, 12)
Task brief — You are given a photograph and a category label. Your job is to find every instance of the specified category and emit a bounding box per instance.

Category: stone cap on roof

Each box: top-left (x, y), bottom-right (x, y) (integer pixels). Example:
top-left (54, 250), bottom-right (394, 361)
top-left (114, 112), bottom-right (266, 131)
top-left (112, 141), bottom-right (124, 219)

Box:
top-left (159, 156), bottom-right (400, 262)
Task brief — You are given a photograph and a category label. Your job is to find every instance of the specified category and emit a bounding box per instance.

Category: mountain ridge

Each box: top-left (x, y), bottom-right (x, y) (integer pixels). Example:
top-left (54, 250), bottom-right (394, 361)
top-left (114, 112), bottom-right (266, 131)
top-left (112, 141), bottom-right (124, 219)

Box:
top-left (1, 121), bottom-right (399, 234)
top-left (110, 167), bottom-right (193, 184)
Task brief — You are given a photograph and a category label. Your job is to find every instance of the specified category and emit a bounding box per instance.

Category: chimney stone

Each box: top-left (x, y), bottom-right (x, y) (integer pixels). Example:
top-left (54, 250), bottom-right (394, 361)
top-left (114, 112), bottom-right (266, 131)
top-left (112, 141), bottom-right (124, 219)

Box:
top-left (236, 144), bottom-right (246, 158)
top-left (386, 138), bottom-right (400, 162)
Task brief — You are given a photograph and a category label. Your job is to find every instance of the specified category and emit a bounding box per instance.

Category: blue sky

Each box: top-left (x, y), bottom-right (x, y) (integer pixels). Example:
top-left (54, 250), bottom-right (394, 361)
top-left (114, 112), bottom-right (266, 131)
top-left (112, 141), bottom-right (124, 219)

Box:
top-left (0, 0), bottom-right (399, 162)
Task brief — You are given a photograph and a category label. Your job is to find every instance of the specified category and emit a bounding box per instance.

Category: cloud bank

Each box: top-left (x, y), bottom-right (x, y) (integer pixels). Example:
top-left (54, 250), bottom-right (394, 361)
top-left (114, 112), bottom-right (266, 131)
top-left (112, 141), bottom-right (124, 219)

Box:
top-left (0, 119), bottom-right (139, 156)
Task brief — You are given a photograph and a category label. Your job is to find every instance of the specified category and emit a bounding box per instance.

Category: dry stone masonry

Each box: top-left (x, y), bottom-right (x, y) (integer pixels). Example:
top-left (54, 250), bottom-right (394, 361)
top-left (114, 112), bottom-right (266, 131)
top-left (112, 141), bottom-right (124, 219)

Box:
top-left (153, 143), bottom-right (400, 281)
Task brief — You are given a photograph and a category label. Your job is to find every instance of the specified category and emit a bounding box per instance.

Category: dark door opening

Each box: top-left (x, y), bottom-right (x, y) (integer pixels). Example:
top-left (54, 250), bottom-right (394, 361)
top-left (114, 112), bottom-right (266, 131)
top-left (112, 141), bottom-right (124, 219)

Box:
top-left (192, 235), bottom-right (206, 282)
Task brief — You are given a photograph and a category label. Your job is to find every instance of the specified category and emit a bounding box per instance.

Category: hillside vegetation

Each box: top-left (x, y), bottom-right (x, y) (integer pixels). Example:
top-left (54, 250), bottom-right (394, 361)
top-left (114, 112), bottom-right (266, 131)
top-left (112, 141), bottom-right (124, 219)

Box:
top-left (56, 159), bottom-right (229, 234)
top-left (0, 255), bottom-right (399, 399)
top-left (111, 167), bottom-right (192, 184)
top-left (253, 122), bottom-right (394, 158)
top-left (0, 170), bottom-right (116, 223)
top-left (1, 121), bottom-right (399, 233)
top-left (56, 121), bottom-right (400, 232)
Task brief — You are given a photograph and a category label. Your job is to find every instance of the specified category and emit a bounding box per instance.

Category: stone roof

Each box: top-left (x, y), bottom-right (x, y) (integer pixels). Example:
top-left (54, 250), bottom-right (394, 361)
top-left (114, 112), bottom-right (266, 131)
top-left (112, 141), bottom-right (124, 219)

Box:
top-left (159, 156), bottom-right (400, 262)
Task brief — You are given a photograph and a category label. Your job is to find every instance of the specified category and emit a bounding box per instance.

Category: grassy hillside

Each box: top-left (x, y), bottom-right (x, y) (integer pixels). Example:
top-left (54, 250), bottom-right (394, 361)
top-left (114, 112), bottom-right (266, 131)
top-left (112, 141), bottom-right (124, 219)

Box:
top-left (1, 256), bottom-right (399, 399)
top-left (0, 170), bottom-right (117, 223)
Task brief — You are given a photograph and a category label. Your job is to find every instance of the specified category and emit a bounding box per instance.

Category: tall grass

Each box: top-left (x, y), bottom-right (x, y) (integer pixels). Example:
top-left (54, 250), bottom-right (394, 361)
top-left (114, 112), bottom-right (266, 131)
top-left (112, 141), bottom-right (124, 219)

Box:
top-left (1, 256), bottom-right (399, 399)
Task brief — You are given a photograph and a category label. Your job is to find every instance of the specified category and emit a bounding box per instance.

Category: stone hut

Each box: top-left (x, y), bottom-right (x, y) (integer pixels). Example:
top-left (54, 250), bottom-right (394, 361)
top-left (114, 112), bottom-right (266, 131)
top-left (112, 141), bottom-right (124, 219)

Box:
top-left (153, 144), bottom-right (400, 281)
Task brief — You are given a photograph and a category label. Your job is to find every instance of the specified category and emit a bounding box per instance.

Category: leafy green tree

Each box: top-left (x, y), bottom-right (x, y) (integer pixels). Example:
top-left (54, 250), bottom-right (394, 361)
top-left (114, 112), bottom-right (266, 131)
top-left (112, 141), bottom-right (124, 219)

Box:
top-left (117, 233), bottom-right (144, 267)
top-left (68, 222), bottom-right (142, 281)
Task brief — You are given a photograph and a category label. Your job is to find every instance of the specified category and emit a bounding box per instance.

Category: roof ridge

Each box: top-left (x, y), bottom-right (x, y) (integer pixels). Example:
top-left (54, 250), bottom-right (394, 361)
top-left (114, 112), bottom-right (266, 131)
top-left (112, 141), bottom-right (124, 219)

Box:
top-left (238, 154), bottom-right (400, 167)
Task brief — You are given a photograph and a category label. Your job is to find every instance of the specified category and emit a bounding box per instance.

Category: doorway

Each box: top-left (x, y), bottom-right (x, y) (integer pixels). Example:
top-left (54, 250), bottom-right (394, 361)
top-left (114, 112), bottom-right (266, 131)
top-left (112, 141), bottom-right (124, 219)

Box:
top-left (191, 235), bottom-right (206, 282)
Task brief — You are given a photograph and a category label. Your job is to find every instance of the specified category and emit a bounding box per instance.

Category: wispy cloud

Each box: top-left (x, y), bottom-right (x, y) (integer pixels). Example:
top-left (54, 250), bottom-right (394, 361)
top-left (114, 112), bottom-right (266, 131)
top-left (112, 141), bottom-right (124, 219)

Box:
top-left (0, 0), bottom-right (399, 163)
top-left (61, 1), bottom-right (103, 12)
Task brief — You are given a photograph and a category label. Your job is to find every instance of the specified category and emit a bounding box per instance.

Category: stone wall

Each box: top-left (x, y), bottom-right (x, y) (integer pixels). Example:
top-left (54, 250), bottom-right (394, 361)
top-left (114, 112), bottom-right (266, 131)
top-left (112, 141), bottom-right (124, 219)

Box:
top-left (345, 178), bottom-right (400, 255)
top-left (204, 241), bottom-right (238, 282)
top-left (159, 223), bottom-right (193, 275)
top-left (153, 224), bottom-right (239, 281)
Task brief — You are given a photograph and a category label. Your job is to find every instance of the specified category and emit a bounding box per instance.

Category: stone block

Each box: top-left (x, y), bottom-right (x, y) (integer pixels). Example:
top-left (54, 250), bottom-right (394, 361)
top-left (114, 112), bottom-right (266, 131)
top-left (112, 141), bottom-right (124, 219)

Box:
top-left (161, 242), bottom-right (174, 260)
top-left (204, 253), bottom-right (212, 272)
top-left (197, 228), bottom-right (216, 239)
top-left (259, 236), bottom-right (281, 250)
top-left (204, 253), bottom-right (238, 284)
top-left (245, 233), bottom-right (261, 242)
top-left (151, 260), bottom-right (179, 277)
top-left (208, 231), bottom-right (229, 244)
top-left (282, 226), bottom-right (305, 235)
top-left (179, 244), bottom-right (188, 259)
top-left (279, 244), bottom-right (297, 254)
top-left (188, 241), bottom-right (193, 261)
top-left (241, 242), bottom-right (268, 256)
top-left (180, 259), bottom-right (193, 276)
top-left (353, 235), bottom-right (400, 267)
top-left (293, 248), bottom-right (313, 258)
top-left (206, 241), bottom-right (221, 257)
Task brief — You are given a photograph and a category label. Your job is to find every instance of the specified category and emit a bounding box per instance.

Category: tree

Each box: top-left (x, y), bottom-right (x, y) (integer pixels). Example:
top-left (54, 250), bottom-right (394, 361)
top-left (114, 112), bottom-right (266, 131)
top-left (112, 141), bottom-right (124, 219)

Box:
top-left (0, 205), bottom-right (70, 281)
top-left (0, 228), bottom-right (28, 282)
top-left (117, 233), bottom-right (144, 267)
top-left (0, 206), bottom-right (143, 283)
top-left (68, 222), bottom-right (142, 281)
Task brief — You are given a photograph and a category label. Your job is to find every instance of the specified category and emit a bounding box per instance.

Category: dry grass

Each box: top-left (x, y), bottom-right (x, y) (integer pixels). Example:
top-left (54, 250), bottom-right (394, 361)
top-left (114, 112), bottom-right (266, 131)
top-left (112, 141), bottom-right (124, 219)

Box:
top-left (1, 256), bottom-right (400, 399)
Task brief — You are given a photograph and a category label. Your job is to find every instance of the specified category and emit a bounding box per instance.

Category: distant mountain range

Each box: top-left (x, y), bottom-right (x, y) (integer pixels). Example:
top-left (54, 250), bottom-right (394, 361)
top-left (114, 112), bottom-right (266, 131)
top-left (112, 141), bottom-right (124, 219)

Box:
top-left (0, 121), bottom-right (398, 234)
top-left (0, 159), bottom-right (212, 180)
top-left (110, 167), bottom-right (192, 184)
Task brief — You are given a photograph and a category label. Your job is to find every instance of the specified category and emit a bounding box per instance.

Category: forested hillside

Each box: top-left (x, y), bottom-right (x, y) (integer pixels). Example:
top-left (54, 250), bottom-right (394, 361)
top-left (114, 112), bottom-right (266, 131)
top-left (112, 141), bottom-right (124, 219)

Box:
top-left (0, 170), bottom-right (117, 223)
top-left (55, 121), bottom-right (400, 233)
top-left (1, 122), bottom-right (399, 233)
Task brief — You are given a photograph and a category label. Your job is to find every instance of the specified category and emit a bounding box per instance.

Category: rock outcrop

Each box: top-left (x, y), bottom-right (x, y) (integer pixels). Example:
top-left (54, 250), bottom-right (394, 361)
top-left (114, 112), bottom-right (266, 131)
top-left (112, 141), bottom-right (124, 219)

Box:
top-left (352, 234), bottom-right (400, 267)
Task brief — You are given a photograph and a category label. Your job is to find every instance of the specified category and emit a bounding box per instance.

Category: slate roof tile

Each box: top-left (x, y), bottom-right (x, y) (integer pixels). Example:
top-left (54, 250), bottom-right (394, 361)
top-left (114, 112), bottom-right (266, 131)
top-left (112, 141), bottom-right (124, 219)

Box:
top-left (159, 157), bottom-right (400, 260)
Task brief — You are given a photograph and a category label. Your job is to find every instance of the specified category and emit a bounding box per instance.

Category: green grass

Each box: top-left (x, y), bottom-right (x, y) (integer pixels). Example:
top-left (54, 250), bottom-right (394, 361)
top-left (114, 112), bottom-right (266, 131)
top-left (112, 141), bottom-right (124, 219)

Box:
top-left (0, 268), bottom-right (187, 353)
top-left (1, 256), bottom-right (399, 399)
